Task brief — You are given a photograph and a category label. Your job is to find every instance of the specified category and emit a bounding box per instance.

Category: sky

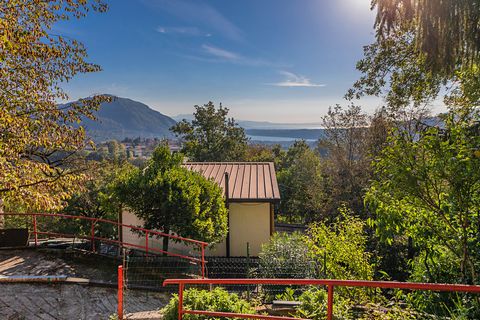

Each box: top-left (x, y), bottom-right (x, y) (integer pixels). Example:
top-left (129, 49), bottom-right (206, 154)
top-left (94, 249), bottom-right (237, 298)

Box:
top-left (61, 0), bottom-right (381, 123)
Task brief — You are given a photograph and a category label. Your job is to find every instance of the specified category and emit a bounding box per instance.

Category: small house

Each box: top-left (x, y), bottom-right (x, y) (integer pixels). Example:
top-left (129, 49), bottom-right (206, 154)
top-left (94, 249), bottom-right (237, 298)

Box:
top-left (121, 162), bottom-right (281, 257)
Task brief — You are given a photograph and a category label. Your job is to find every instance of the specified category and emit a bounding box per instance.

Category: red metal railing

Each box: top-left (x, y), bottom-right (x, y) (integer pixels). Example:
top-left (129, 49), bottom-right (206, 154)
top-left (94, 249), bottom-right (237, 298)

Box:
top-left (1, 213), bottom-right (208, 278)
top-left (118, 265), bottom-right (124, 319)
top-left (163, 278), bottom-right (480, 320)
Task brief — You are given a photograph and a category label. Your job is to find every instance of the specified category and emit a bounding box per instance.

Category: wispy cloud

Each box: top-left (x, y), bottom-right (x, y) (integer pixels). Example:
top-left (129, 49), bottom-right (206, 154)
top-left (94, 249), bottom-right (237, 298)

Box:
top-left (147, 0), bottom-right (244, 42)
top-left (156, 26), bottom-right (212, 37)
top-left (268, 71), bottom-right (326, 87)
top-left (202, 44), bottom-right (240, 60)
top-left (201, 44), bottom-right (271, 67)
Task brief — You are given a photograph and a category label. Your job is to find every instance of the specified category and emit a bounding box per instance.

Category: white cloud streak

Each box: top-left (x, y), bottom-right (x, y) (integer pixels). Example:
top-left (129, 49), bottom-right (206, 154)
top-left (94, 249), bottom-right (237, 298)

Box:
top-left (200, 44), bottom-right (272, 67)
top-left (202, 44), bottom-right (240, 60)
top-left (148, 0), bottom-right (244, 42)
top-left (268, 71), bottom-right (326, 87)
top-left (156, 26), bottom-right (211, 37)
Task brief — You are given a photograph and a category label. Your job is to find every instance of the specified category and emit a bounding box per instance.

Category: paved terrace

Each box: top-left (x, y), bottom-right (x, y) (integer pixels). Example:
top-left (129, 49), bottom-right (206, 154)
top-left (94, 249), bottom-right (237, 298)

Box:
top-left (0, 249), bottom-right (166, 320)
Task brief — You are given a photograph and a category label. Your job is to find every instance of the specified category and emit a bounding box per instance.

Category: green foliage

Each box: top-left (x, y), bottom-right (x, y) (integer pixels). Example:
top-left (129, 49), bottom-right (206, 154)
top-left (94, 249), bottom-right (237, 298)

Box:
top-left (171, 102), bottom-right (249, 161)
top-left (286, 287), bottom-right (351, 320)
top-left (277, 141), bottom-right (329, 223)
top-left (259, 232), bottom-right (316, 279)
top-left (161, 288), bottom-right (255, 320)
top-left (402, 246), bottom-right (480, 318)
top-left (307, 209), bottom-right (374, 283)
top-left (114, 145), bottom-right (228, 250)
top-left (61, 161), bottom-right (132, 238)
top-left (373, 0), bottom-right (480, 76)
top-left (366, 105), bottom-right (480, 284)
top-left (279, 287), bottom-right (427, 320)
top-left (245, 144), bottom-right (285, 168)
top-left (0, 0), bottom-right (109, 211)
top-left (86, 140), bottom-right (128, 163)
top-left (318, 104), bottom-right (379, 219)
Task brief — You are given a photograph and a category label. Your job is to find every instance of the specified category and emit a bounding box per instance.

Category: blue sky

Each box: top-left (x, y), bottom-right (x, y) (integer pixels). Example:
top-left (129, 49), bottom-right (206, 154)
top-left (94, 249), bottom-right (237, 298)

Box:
top-left (61, 0), bottom-right (381, 122)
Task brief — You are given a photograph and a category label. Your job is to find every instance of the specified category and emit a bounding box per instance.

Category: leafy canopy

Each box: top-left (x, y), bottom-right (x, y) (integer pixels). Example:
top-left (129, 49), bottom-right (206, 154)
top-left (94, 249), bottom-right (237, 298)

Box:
top-left (171, 102), bottom-right (249, 161)
top-left (0, 0), bottom-right (109, 210)
top-left (366, 105), bottom-right (480, 283)
top-left (374, 0), bottom-right (480, 76)
top-left (277, 141), bottom-right (328, 223)
top-left (114, 145), bottom-right (228, 249)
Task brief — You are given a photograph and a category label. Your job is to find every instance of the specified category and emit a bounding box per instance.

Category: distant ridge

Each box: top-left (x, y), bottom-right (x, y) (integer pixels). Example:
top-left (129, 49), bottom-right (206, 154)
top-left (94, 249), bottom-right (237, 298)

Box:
top-left (76, 95), bottom-right (177, 142)
top-left (172, 114), bottom-right (323, 129)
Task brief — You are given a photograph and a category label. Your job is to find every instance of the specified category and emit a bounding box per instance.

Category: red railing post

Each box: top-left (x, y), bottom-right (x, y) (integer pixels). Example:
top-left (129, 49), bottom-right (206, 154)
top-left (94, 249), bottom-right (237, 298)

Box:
top-left (178, 283), bottom-right (184, 320)
top-left (32, 215), bottom-right (38, 247)
top-left (201, 244), bottom-right (205, 278)
top-left (327, 284), bottom-right (334, 320)
top-left (118, 265), bottom-right (123, 320)
top-left (90, 220), bottom-right (95, 252)
top-left (145, 231), bottom-right (149, 256)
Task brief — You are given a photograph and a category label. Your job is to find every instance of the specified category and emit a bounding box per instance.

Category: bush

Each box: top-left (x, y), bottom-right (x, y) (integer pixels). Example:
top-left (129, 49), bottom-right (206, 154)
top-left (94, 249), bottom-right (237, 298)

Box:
top-left (161, 287), bottom-right (255, 320)
top-left (405, 246), bottom-right (480, 319)
top-left (279, 287), bottom-right (351, 320)
top-left (278, 287), bottom-right (426, 320)
top-left (306, 209), bottom-right (374, 282)
top-left (258, 232), bottom-right (316, 279)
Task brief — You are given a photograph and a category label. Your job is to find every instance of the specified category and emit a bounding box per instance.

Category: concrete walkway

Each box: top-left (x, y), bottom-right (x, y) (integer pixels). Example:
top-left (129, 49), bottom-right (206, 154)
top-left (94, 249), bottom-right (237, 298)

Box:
top-left (0, 249), bottom-right (169, 320)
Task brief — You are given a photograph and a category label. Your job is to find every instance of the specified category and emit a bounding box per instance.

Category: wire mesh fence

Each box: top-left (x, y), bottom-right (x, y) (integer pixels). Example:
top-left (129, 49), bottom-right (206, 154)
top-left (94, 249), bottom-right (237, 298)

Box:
top-left (122, 248), bottom-right (205, 316)
top-left (122, 253), bottom-right (321, 316)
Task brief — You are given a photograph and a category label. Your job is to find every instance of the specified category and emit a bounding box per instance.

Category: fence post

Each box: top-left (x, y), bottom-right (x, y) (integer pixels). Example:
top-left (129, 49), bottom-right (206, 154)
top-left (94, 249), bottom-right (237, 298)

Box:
top-left (246, 242), bottom-right (250, 301)
top-left (201, 244), bottom-right (205, 278)
top-left (145, 231), bottom-right (149, 257)
top-left (33, 215), bottom-right (38, 247)
top-left (118, 265), bottom-right (123, 320)
top-left (90, 220), bottom-right (95, 252)
top-left (327, 284), bottom-right (334, 320)
top-left (178, 283), bottom-right (184, 320)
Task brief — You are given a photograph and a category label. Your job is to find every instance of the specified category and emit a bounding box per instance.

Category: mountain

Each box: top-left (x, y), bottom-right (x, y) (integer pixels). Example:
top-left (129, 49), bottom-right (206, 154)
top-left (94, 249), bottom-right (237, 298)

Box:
top-left (172, 114), bottom-right (322, 129)
top-left (78, 96), bottom-right (177, 142)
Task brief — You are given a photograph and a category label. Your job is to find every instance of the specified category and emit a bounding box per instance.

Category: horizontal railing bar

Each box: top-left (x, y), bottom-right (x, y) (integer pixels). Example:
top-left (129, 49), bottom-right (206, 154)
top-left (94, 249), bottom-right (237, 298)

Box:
top-left (163, 278), bottom-right (480, 293)
top-left (32, 231), bottom-right (203, 263)
top-left (184, 310), bottom-right (309, 320)
top-left (1, 212), bottom-right (208, 246)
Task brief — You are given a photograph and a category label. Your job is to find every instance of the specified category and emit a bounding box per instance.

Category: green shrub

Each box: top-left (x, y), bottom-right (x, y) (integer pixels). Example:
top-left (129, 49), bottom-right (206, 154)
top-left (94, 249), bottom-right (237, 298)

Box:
top-left (287, 287), bottom-right (351, 320)
top-left (405, 246), bottom-right (480, 319)
top-left (259, 232), bottom-right (316, 279)
top-left (161, 287), bottom-right (255, 320)
top-left (307, 209), bottom-right (374, 282)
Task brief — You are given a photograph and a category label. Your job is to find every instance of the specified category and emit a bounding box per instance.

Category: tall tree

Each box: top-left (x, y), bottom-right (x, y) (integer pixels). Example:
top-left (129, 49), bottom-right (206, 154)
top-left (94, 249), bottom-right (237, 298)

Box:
top-left (317, 104), bottom-right (379, 217)
top-left (114, 145), bottom-right (228, 252)
top-left (366, 104), bottom-right (480, 284)
top-left (352, 1), bottom-right (480, 116)
top-left (0, 0), bottom-right (109, 213)
top-left (374, 0), bottom-right (480, 76)
top-left (277, 141), bottom-right (329, 223)
top-left (171, 102), bottom-right (249, 161)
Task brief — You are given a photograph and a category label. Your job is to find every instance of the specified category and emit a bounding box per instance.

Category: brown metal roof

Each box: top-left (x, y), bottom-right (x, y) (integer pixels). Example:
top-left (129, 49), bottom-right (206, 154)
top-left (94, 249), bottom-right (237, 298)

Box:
top-left (183, 162), bottom-right (281, 202)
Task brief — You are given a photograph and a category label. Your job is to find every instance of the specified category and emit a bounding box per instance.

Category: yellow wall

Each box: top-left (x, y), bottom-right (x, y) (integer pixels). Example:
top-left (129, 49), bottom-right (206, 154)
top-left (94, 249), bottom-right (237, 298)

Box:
top-left (121, 201), bottom-right (272, 257)
top-left (229, 202), bottom-right (271, 256)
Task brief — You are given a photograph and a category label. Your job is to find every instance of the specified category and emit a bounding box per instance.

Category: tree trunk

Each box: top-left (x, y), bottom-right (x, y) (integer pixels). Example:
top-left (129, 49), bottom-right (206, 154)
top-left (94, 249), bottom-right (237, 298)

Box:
top-left (0, 198), bottom-right (4, 229)
top-left (162, 228), bottom-right (169, 256)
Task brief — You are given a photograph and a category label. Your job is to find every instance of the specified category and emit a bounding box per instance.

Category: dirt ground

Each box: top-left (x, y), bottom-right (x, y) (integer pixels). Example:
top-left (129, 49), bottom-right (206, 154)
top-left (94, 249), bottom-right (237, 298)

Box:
top-left (0, 249), bottom-right (169, 320)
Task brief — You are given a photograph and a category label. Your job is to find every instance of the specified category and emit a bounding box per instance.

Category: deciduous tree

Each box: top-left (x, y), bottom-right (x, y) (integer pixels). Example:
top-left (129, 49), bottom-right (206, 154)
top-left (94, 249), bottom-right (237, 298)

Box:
top-left (171, 102), bottom-right (248, 161)
top-left (366, 105), bottom-right (480, 283)
top-left (114, 145), bottom-right (228, 252)
top-left (0, 0), bottom-right (109, 214)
